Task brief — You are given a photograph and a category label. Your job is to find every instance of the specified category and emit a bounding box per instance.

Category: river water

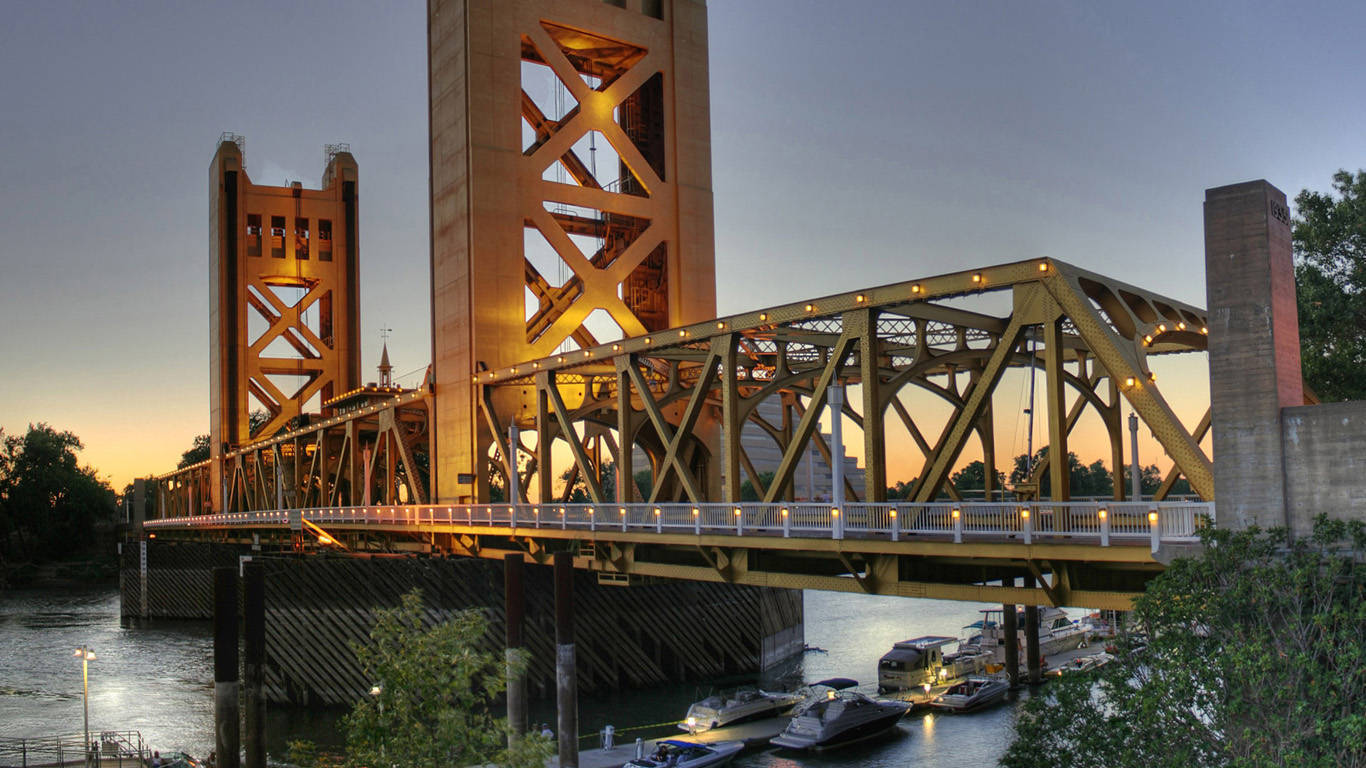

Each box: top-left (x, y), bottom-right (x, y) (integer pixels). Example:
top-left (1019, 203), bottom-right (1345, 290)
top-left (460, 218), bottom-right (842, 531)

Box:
top-left (0, 586), bottom-right (1033, 765)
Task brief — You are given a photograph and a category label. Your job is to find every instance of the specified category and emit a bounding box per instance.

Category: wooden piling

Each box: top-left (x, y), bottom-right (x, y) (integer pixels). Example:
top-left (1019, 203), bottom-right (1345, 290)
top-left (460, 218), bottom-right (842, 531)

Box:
top-left (554, 552), bottom-right (578, 768)
top-left (1002, 599), bottom-right (1019, 688)
top-left (505, 553), bottom-right (527, 745)
top-left (213, 567), bottom-right (240, 768)
top-left (243, 560), bottom-right (266, 768)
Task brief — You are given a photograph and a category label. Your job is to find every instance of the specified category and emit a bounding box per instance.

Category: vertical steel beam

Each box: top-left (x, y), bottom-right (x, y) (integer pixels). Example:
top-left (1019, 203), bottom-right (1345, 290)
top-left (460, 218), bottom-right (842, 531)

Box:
top-left (856, 309), bottom-right (886, 502)
top-left (1044, 317), bottom-right (1070, 521)
top-left (616, 364), bottom-right (635, 504)
top-left (719, 334), bottom-right (741, 502)
top-left (1023, 572), bottom-right (1041, 685)
top-left (554, 552), bottom-right (578, 768)
top-left (537, 380), bottom-right (553, 504)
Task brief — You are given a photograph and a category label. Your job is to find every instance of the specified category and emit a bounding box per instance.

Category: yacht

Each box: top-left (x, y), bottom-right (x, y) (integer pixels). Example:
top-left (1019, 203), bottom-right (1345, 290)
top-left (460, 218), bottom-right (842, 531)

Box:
top-left (877, 635), bottom-right (991, 692)
top-left (770, 690), bottom-right (910, 751)
top-left (1046, 651), bottom-right (1115, 677)
top-left (930, 675), bottom-right (1010, 713)
top-left (970, 607), bottom-right (1087, 663)
top-left (625, 739), bottom-right (744, 768)
top-left (679, 687), bottom-right (803, 732)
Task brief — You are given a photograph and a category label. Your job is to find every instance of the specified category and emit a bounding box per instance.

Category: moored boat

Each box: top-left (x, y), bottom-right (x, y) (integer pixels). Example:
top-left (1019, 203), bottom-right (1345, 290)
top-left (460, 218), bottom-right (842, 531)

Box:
top-left (930, 675), bottom-right (1010, 713)
top-left (626, 739), bottom-right (744, 768)
top-left (679, 687), bottom-right (803, 732)
top-left (770, 690), bottom-right (910, 751)
top-left (877, 635), bottom-right (992, 692)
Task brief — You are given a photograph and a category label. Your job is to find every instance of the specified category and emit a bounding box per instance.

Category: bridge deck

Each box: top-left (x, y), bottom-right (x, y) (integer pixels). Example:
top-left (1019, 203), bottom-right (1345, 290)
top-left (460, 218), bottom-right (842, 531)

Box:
top-left (145, 501), bottom-right (1211, 610)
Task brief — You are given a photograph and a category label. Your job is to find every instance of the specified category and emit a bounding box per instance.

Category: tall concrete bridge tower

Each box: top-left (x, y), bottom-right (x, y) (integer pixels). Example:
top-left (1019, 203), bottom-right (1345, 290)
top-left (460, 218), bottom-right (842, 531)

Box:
top-left (427, 0), bottom-right (717, 502)
top-left (209, 138), bottom-right (361, 511)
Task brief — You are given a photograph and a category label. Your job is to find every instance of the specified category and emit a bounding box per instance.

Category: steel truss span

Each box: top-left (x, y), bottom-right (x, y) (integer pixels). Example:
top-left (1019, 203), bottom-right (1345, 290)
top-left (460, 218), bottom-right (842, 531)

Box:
top-left (145, 499), bottom-right (1213, 611)
top-left (478, 258), bottom-right (1212, 508)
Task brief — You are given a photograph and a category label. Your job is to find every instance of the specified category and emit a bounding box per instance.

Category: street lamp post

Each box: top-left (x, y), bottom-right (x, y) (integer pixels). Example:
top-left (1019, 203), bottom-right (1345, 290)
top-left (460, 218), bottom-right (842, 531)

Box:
top-left (73, 646), bottom-right (96, 768)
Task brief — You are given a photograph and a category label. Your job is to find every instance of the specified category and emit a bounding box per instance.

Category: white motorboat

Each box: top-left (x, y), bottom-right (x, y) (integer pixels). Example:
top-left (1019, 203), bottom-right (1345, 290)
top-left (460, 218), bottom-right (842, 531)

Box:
top-left (930, 675), bottom-right (1010, 713)
top-left (970, 607), bottom-right (1087, 663)
top-left (770, 690), bottom-right (910, 751)
top-left (679, 687), bottom-right (803, 732)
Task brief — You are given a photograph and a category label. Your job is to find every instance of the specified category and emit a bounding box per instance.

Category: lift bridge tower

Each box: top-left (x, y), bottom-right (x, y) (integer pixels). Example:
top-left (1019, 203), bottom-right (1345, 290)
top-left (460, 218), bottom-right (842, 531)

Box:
top-left (429, 0), bottom-right (717, 502)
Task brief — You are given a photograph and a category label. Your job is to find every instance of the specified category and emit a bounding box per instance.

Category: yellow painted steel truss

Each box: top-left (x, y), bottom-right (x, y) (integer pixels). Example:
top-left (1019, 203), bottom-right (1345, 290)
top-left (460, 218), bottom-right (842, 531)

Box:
top-left (478, 258), bottom-right (1212, 507)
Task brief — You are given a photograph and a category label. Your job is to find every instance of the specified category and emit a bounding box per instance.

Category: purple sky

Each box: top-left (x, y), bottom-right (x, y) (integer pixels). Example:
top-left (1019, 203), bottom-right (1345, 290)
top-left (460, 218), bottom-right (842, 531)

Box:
top-left (2, 0), bottom-right (1363, 487)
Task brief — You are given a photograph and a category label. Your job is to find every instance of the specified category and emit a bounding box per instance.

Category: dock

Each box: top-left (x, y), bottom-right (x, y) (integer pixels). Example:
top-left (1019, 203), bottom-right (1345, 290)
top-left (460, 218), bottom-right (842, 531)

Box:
top-left (559, 717), bottom-right (789, 768)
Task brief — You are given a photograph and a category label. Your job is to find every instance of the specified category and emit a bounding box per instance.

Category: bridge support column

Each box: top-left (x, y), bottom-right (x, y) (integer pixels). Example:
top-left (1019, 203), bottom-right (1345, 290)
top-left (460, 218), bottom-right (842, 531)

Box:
top-left (1023, 574), bottom-right (1041, 685)
top-left (243, 561), bottom-right (266, 768)
top-left (213, 567), bottom-right (241, 768)
top-left (554, 552), bottom-right (578, 768)
top-left (1002, 597), bottom-right (1020, 688)
top-left (505, 554), bottom-right (527, 746)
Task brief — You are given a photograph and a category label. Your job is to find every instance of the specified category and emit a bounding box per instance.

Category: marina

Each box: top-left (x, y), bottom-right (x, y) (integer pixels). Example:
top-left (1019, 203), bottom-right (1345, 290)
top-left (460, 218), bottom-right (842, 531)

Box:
top-left (0, 587), bottom-right (1131, 767)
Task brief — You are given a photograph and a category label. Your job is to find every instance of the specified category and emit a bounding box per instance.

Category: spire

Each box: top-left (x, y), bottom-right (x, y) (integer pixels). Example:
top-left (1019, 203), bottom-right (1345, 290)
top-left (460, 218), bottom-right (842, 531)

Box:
top-left (378, 342), bottom-right (393, 387)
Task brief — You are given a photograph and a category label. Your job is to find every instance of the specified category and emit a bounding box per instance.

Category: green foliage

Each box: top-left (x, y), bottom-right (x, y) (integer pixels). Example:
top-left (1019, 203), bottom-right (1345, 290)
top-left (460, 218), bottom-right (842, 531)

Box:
top-left (179, 434), bottom-right (211, 468)
top-left (1293, 170), bottom-right (1366, 401)
top-left (1007, 448), bottom-right (1166, 498)
top-left (950, 460), bottom-right (1005, 494)
top-left (740, 471), bottom-right (775, 501)
top-left (0, 424), bottom-right (116, 564)
top-left (1004, 516), bottom-right (1366, 767)
top-left (328, 589), bottom-right (552, 768)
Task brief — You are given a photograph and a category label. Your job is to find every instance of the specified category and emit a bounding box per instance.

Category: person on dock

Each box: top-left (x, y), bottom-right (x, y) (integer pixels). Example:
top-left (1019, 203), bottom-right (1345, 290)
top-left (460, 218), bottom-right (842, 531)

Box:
top-left (540, 723), bottom-right (554, 740)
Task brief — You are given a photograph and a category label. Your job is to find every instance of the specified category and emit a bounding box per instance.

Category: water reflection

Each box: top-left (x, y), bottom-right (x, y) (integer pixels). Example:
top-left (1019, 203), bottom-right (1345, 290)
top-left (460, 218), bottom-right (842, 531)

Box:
top-left (0, 587), bottom-right (1026, 765)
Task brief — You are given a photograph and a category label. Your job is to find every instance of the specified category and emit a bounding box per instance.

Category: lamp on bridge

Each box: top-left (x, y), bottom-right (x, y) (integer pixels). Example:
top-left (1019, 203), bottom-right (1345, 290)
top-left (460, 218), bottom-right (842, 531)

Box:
top-left (73, 646), bottom-right (96, 768)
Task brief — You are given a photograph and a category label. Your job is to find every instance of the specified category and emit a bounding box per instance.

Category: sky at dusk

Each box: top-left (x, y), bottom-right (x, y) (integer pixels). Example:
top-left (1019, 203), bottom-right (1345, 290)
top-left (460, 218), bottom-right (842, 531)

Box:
top-left (2, 0), bottom-right (1364, 490)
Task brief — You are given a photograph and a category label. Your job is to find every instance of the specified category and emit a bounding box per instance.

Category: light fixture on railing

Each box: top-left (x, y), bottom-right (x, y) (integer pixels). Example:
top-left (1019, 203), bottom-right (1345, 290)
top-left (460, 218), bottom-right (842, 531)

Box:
top-left (734, 507), bottom-right (741, 517)
top-left (889, 510), bottom-right (897, 519)
top-left (780, 508), bottom-right (789, 517)
top-left (1020, 509), bottom-right (1030, 520)
top-left (619, 507), bottom-right (626, 516)
top-left (691, 508), bottom-right (699, 517)
top-left (951, 508), bottom-right (961, 519)
top-left (831, 508), bottom-right (840, 518)
top-left (1098, 509), bottom-right (1107, 519)
top-left (1148, 511), bottom-right (1158, 523)
top-left (653, 508), bottom-right (660, 516)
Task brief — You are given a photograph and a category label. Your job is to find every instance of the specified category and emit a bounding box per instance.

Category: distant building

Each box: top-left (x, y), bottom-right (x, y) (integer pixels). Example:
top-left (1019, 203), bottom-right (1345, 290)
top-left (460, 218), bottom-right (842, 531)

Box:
top-left (736, 398), bottom-right (865, 501)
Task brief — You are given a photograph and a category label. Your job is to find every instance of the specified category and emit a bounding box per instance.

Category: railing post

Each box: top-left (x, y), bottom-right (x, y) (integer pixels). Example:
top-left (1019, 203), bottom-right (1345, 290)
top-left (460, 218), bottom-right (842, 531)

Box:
top-left (561, 508), bottom-right (567, 531)
top-left (782, 508), bottom-right (790, 538)
top-left (620, 507), bottom-right (628, 532)
top-left (1022, 507), bottom-right (1032, 545)
top-left (655, 508), bottom-right (662, 534)
top-left (589, 508), bottom-right (596, 532)
top-left (953, 508), bottom-right (962, 543)
top-left (1099, 509), bottom-right (1110, 546)
top-left (890, 509), bottom-right (899, 542)
top-left (832, 508), bottom-right (843, 540)
top-left (735, 507), bottom-right (743, 536)
top-left (1149, 509), bottom-right (1160, 553)
top-left (693, 508), bottom-right (701, 535)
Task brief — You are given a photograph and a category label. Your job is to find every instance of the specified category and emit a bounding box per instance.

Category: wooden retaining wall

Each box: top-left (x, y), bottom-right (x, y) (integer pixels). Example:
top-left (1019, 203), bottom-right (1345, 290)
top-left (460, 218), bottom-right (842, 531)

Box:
top-left (121, 542), bottom-right (803, 706)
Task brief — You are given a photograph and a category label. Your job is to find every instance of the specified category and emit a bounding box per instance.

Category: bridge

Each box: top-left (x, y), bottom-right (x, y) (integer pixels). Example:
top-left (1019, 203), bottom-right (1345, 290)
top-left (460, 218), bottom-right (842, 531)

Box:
top-left (125, 3), bottom-right (1365, 764)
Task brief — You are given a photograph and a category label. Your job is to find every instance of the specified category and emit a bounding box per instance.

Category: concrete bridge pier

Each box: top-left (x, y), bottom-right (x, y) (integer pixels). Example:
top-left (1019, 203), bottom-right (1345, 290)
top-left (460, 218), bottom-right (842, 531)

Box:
top-left (554, 552), bottom-right (578, 768)
top-left (504, 554), bottom-right (527, 746)
top-left (213, 567), bottom-right (241, 768)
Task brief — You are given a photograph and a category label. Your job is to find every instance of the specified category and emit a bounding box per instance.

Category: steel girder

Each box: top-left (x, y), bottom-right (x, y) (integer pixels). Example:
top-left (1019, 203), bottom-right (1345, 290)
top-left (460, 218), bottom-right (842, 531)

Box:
top-left (479, 258), bottom-right (1213, 506)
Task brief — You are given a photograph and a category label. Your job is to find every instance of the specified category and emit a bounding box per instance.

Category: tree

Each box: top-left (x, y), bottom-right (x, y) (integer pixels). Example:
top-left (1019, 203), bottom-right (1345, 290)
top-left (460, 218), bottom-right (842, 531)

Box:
top-left (340, 589), bottom-right (551, 768)
top-left (1293, 170), bottom-right (1366, 401)
top-left (178, 411), bottom-right (272, 468)
top-left (1003, 516), bottom-right (1366, 767)
top-left (740, 471), bottom-right (776, 501)
top-left (950, 460), bottom-right (1005, 495)
top-left (0, 424), bottom-right (115, 563)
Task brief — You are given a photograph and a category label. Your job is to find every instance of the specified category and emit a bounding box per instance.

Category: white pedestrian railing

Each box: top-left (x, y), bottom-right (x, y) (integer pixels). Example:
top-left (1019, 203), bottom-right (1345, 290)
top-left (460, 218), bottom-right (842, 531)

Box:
top-left (145, 500), bottom-right (1214, 551)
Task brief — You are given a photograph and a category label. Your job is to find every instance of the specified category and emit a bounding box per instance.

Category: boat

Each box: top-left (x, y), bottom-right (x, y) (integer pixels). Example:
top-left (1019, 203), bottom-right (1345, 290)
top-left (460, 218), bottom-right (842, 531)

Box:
top-left (877, 635), bottom-right (991, 692)
top-left (1046, 651), bottom-right (1114, 677)
top-left (770, 690), bottom-right (911, 751)
top-left (679, 686), bottom-right (804, 731)
top-left (625, 739), bottom-right (744, 768)
top-left (969, 607), bottom-right (1087, 663)
top-left (929, 675), bottom-right (1010, 713)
